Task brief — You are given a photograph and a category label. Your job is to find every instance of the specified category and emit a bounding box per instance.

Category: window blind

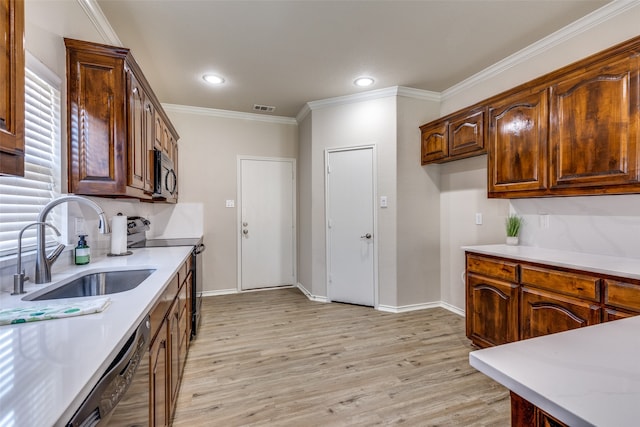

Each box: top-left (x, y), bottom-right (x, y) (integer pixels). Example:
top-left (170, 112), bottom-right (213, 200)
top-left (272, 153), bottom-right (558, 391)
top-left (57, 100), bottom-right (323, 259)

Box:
top-left (0, 66), bottom-right (61, 257)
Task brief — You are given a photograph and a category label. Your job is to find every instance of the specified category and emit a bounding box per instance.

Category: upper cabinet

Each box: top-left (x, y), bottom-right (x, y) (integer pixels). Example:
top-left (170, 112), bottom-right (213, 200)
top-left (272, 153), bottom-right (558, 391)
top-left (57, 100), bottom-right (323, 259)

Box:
top-left (420, 105), bottom-right (486, 165)
top-left (0, 0), bottom-right (25, 176)
top-left (488, 88), bottom-right (548, 196)
top-left (422, 35), bottom-right (640, 199)
top-left (65, 38), bottom-right (179, 201)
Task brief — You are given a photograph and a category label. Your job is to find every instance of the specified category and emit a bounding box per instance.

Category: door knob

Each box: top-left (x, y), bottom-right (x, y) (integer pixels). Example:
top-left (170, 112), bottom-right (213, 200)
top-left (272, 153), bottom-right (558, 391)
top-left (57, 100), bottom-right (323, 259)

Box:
top-left (361, 233), bottom-right (372, 239)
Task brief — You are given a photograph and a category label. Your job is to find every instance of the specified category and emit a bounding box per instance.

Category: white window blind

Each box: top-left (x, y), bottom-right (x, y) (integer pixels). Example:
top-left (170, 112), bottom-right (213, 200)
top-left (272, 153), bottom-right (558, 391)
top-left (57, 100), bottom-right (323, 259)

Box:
top-left (0, 65), bottom-right (61, 257)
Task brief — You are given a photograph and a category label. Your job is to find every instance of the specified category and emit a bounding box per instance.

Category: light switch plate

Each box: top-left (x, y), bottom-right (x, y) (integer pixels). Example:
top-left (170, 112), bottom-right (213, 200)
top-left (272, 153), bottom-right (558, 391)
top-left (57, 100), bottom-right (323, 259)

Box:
top-left (380, 196), bottom-right (388, 208)
top-left (475, 213), bottom-right (483, 225)
top-left (225, 200), bottom-right (235, 208)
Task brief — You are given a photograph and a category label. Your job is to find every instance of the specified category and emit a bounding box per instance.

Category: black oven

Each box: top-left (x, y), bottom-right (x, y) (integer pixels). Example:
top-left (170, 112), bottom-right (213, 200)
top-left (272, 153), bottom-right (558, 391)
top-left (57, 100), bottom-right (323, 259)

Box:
top-left (153, 149), bottom-right (177, 199)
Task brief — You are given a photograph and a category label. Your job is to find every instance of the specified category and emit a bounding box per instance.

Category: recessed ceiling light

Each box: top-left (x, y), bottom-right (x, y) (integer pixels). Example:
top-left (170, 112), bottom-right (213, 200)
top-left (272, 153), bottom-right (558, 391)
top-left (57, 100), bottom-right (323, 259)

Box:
top-left (354, 76), bottom-right (375, 87)
top-left (203, 74), bottom-right (225, 85)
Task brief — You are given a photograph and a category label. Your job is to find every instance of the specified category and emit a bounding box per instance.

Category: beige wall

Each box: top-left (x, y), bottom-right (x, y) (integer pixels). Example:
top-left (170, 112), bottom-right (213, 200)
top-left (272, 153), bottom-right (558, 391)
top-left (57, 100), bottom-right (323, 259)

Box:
top-left (396, 96), bottom-right (441, 307)
top-left (164, 108), bottom-right (298, 293)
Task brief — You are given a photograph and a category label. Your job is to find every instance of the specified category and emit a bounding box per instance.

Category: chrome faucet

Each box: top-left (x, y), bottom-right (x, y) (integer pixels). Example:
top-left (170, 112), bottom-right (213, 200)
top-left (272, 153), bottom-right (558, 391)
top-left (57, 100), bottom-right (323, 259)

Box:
top-left (13, 222), bottom-right (61, 294)
top-left (35, 195), bottom-right (111, 284)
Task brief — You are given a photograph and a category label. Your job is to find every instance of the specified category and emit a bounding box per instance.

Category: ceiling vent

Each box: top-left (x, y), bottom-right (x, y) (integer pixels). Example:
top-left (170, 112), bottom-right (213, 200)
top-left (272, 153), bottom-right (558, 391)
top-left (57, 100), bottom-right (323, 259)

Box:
top-left (253, 104), bottom-right (276, 113)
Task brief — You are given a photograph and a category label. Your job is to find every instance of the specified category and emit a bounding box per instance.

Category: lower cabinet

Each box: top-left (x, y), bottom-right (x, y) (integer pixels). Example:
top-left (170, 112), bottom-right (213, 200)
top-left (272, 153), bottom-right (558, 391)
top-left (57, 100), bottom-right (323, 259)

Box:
top-left (511, 392), bottom-right (568, 427)
top-left (466, 252), bottom-right (640, 348)
top-left (520, 287), bottom-right (600, 340)
top-left (149, 257), bottom-right (192, 426)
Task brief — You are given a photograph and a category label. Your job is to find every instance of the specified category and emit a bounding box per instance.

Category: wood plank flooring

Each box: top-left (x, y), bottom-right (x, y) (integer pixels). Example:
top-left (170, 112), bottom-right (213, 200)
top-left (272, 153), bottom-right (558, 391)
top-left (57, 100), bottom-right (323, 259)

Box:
top-left (172, 288), bottom-right (509, 426)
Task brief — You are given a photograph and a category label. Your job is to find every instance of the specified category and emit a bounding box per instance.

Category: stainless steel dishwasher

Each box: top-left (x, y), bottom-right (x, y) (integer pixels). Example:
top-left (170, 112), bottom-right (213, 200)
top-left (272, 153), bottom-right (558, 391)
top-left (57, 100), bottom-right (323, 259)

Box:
top-left (67, 316), bottom-right (151, 426)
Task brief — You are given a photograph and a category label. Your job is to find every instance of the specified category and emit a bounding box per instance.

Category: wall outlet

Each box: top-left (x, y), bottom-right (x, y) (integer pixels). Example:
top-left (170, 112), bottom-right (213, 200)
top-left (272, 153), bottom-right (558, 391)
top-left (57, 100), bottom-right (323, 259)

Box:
top-left (540, 213), bottom-right (550, 229)
top-left (225, 200), bottom-right (235, 208)
top-left (380, 196), bottom-right (388, 208)
top-left (74, 217), bottom-right (85, 234)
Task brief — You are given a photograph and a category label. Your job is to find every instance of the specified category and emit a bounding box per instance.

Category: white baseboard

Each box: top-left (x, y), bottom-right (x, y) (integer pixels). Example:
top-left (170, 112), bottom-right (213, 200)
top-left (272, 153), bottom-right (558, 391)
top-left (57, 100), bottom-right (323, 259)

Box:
top-left (296, 283), bottom-right (330, 303)
top-left (202, 289), bottom-right (238, 297)
top-left (204, 285), bottom-right (466, 318)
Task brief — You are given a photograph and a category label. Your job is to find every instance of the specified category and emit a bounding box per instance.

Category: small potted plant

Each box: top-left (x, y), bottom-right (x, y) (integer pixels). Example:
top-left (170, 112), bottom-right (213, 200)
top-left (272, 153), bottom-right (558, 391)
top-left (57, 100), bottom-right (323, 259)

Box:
top-left (505, 214), bottom-right (523, 245)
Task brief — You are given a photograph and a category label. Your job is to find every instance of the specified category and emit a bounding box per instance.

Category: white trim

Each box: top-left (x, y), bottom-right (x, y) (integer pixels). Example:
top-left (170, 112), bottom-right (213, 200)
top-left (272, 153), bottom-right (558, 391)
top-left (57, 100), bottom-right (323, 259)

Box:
top-left (305, 86), bottom-right (438, 114)
top-left (324, 145), bottom-right (379, 308)
top-left (377, 301), bottom-right (465, 316)
top-left (236, 156), bottom-right (297, 292)
top-left (441, 0), bottom-right (637, 101)
top-left (76, 0), bottom-right (122, 46)
top-left (296, 104), bottom-right (312, 123)
top-left (163, 103), bottom-right (298, 125)
top-left (296, 283), bottom-right (330, 303)
top-left (202, 289), bottom-right (238, 297)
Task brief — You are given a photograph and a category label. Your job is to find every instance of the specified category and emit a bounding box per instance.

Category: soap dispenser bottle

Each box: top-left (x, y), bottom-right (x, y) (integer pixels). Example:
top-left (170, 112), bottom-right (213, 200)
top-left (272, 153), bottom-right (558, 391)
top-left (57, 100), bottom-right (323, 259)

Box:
top-left (75, 235), bottom-right (90, 265)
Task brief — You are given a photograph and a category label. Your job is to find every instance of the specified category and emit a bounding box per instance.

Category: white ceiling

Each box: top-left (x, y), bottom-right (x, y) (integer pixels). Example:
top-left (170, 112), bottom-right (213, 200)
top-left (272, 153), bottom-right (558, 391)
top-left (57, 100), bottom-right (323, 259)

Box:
top-left (96, 0), bottom-right (610, 118)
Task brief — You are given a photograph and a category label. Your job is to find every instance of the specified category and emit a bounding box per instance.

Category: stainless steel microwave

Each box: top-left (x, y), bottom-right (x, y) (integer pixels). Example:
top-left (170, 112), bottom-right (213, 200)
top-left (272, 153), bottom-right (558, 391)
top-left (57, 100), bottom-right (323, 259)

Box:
top-left (153, 149), bottom-right (177, 198)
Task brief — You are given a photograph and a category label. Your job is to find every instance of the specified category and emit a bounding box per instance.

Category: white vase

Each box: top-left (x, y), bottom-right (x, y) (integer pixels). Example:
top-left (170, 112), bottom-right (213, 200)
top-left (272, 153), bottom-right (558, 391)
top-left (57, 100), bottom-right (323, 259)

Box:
top-left (506, 236), bottom-right (519, 246)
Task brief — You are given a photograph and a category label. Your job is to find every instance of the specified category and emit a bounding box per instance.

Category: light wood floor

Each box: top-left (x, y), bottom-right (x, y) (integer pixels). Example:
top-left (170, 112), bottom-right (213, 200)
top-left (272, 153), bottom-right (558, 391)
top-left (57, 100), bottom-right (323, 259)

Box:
top-left (172, 288), bottom-right (509, 426)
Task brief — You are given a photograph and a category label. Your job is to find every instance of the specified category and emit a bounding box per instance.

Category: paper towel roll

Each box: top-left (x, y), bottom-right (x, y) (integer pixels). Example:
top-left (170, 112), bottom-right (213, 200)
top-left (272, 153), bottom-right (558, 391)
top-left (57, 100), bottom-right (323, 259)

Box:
top-left (110, 215), bottom-right (128, 255)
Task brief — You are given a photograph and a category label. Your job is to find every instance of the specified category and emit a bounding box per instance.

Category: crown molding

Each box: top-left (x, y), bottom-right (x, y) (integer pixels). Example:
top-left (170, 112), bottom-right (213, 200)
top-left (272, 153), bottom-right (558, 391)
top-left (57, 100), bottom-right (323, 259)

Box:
top-left (297, 86), bottom-right (439, 122)
top-left (162, 104), bottom-right (298, 125)
top-left (76, 0), bottom-right (122, 46)
top-left (442, 0), bottom-right (638, 100)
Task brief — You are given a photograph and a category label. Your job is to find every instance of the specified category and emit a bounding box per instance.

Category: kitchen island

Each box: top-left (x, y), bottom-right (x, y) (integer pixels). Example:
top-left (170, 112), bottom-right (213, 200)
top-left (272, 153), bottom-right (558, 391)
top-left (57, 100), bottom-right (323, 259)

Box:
top-left (0, 246), bottom-right (192, 426)
top-left (470, 314), bottom-right (640, 426)
top-left (465, 244), bottom-right (640, 426)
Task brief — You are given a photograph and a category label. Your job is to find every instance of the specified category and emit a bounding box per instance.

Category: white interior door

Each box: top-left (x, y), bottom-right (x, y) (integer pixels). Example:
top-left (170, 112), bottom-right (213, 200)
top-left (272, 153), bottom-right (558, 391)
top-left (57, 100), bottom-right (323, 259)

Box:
top-left (239, 158), bottom-right (295, 290)
top-left (327, 147), bottom-right (375, 306)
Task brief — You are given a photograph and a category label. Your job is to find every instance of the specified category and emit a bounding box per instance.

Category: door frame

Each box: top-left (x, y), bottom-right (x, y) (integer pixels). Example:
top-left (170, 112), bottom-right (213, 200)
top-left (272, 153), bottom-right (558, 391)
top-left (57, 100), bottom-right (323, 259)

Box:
top-left (324, 144), bottom-right (379, 308)
top-left (236, 155), bottom-right (297, 292)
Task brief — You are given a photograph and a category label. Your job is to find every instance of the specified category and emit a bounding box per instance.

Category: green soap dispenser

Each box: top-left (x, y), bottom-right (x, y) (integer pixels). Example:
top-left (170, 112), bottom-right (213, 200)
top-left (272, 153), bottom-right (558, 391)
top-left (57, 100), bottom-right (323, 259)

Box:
top-left (75, 235), bottom-right (90, 265)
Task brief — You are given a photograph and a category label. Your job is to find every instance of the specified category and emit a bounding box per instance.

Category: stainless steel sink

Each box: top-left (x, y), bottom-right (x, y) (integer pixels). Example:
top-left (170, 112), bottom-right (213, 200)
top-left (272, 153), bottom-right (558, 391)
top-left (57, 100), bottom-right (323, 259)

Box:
top-left (26, 269), bottom-right (156, 301)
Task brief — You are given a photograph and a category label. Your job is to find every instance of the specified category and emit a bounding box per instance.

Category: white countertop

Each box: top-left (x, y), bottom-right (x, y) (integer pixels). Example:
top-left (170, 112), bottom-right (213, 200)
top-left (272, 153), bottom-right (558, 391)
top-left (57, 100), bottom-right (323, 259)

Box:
top-left (470, 315), bottom-right (640, 427)
top-left (0, 246), bottom-right (192, 427)
top-left (463, 244), bottom-right (640, 280)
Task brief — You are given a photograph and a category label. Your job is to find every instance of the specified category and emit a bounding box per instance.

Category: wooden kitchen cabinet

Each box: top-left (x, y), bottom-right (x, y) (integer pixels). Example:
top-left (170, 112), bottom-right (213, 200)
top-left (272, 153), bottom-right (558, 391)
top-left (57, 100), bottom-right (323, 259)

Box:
top-left (148, 257), bottom-right (192, 425)
top-left (549, 54), bottom-right (640, 192)
top-left (65, 38), bottom-right (179, 200)
top-left (603, 279), bottom-right (640, 321)
top-left (150, 320), bottom-right (169, 427)
top-left (420, 106), bottom-right (486, 165)
top-left (520, 286), bottom-right (600, 340)
top-left (466, 254), bottom-right (519, 348)
top-left (0, 0), bottom-right (25, 176)
top-left (511, 392), bottom-right (569, 427)
top-left (487, 88), bottom-right (549, 197)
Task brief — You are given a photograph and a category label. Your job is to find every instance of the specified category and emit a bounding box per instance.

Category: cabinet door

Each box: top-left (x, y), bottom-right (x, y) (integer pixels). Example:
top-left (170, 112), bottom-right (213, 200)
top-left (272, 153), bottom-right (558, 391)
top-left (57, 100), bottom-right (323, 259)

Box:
top-left (168, 297), bottom-right (180, 417)
top-left (448, 107), bottom-right (486, 158)
top-left (143, 99), bottom-right (155, 192)
top-left (127, 71), bottom-right (146, 191)
top-left (154, 110), bottom-right (164, 150)
top-left (66, 47), bottom-right (127, 195)
top-left (0, 0), bottom-right (25, 176)
top-left (520, 287), bottom-right (600, 340)
top-left (466, 273), bottom-right (519, 348)
top-left (488, 88), bottom-right (548, 196)
top-left (150, 321), bottom-right (168, 427)
top-left (420, 120), bottom-right (448, 164)
top-left (549, 55), bottom-right (640, 190)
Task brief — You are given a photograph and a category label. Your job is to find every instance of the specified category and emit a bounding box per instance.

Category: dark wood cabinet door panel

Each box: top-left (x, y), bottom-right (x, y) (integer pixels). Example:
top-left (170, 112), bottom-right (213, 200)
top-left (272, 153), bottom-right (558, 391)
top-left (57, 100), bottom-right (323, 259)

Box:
top-left (488, 88), bottom-right (549, 196)
top-left (549, 56), bottom-right (640, 189)
top-left (466, 273), bottom-right (519, 347)
top-left (520, 287), bottom-right (600, 340)
top-left (420, 120), bottom-right (448, 164)
top-left (0, 0), bottom-right (25, 176)
top-left (449, 107), bottom-right (486, 158)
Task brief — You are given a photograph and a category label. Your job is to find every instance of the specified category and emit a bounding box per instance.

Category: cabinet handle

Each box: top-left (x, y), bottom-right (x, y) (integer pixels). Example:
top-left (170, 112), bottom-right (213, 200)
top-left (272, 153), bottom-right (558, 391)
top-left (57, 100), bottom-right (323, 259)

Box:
top-left (146, 105), bottom-right (152, 112)
top-left (132, 87), bottom-right (138, 94)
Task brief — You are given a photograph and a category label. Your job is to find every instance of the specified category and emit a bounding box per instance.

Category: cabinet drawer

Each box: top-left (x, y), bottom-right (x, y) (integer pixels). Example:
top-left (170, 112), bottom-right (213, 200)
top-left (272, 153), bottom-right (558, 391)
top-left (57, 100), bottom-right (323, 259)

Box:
top-left (466, 254), bottom-right (518, 282)
top-left (520, 265), bottom-right (600, 301)
top-left (150, 275), bottom-right (180, 341)
top-left (604, 279), bottom-right (640, 313)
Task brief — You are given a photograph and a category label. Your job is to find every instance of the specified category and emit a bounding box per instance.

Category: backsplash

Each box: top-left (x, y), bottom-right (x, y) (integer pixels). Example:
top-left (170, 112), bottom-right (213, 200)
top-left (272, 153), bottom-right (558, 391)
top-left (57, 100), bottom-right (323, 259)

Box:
top-left (512, 194), bottom-right (640, 259)
top-left (0, 199), bottom-right (204, 293)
